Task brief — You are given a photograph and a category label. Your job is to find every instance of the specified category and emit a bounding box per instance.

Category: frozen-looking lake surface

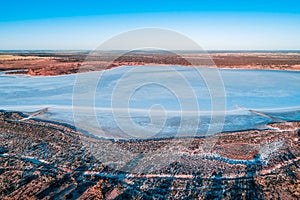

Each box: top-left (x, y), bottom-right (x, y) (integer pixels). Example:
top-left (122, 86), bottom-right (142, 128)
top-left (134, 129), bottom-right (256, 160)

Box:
top-left (1, 66), bottom-right (300, 139)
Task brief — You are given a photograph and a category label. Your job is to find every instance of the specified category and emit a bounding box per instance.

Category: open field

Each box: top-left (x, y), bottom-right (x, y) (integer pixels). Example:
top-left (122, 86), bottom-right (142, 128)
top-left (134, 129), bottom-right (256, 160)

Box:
top-left (1, 51), bottom-right (300, 76)
top-left (0, 110), bottom-right (299, 199)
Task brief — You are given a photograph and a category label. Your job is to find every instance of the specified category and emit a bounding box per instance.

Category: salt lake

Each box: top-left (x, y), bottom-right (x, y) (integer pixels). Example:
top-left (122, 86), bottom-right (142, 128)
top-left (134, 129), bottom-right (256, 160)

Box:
top-left (1, 66), bottom-right (300, 139)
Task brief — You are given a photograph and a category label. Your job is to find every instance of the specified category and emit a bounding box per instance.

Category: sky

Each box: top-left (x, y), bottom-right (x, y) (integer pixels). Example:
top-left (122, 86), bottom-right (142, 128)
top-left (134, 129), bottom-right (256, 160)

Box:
top-left (0, 0), bottom-right (300, 50)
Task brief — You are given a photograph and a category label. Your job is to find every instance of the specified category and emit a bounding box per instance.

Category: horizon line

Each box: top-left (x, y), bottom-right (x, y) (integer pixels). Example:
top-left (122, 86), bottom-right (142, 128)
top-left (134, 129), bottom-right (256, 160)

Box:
top-left (1, 49), bottom-right (300, 52)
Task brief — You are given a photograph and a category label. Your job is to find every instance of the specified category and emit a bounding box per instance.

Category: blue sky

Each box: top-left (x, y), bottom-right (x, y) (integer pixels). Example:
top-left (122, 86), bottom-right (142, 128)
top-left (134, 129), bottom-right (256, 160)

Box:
top-left (1, 0), bottom-right (300, 50)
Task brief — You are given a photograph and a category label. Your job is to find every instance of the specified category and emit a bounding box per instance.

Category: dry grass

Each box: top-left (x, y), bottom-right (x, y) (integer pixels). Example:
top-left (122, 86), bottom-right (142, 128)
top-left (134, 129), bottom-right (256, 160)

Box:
top-left (0, 55), bottom-right (50, 61)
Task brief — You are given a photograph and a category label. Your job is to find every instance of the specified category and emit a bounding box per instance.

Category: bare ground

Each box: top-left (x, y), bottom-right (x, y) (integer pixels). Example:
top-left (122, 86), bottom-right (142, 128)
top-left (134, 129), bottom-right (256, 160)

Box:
top-left (0, 110), bottom-right (299, 199)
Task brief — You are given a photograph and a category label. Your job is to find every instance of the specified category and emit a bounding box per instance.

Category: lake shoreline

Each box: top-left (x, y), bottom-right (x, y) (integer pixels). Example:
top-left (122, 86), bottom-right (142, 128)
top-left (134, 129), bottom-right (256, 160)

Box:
top-left (1, 51), bottom-right (300, 76)
top-left (1, 109), bottom-right (299, 142)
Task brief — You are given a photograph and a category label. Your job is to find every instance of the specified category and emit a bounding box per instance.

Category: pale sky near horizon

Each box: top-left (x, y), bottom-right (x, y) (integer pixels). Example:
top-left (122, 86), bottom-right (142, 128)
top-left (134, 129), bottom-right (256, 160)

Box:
top-left (1, 0), bottom-right (300, 50)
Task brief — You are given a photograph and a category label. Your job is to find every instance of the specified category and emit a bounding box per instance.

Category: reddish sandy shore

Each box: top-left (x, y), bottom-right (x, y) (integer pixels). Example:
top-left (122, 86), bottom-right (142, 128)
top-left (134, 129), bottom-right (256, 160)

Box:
top-left (1, 51), bottom-right (300, 76)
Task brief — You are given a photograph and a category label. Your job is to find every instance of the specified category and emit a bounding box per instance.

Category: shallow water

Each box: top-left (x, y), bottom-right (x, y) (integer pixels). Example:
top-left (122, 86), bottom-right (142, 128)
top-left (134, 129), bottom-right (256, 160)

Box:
top-left (1, 66), bottom-right (300, 138)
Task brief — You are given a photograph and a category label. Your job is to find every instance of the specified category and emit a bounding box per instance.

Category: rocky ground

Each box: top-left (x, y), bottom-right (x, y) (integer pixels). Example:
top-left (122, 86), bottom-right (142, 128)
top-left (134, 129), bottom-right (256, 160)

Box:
top-left (1, 51), bottom-right (300, 76)
top-left (0, 110), bottom-right (299, 199)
